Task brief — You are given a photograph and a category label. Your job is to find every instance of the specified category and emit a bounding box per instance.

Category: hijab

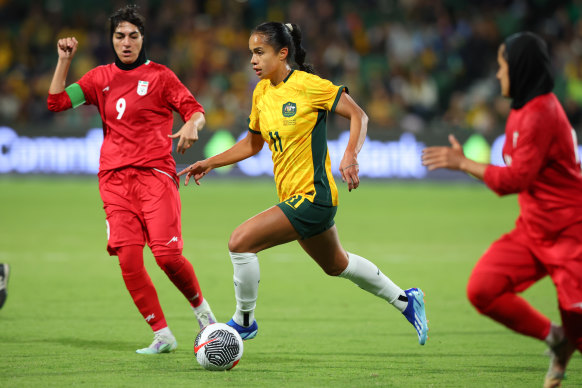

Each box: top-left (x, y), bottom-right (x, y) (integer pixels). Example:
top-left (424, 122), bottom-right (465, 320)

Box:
top-left (504, 31), bottom-right (554, 109)
top-left (110, 22), bottom-right (147, 71)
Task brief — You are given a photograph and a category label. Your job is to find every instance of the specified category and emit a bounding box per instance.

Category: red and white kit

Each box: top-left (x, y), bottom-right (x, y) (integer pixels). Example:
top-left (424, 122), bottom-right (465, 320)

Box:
top-left (48, 61), bottom-right (206, 332)
top-left (470, 93), bottom-right (582, 349)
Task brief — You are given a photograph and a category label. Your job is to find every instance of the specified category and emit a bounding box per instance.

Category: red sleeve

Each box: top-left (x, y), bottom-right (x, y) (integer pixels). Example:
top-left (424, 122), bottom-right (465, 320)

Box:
top-left (483, 109), bottom-right (552, 196)
top-left (76, 69), bottom-right (98, 106)
top-left (162, 68), bottom-right (204, 122)
top-left (47, 91), bottom-right (72, 112)
top-left (47, 67), bottom-right (99, 112)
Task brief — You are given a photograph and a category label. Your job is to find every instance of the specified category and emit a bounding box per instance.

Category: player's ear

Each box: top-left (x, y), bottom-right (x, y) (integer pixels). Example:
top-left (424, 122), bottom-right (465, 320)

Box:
top-left (279, 47), bottom-right (288, 61)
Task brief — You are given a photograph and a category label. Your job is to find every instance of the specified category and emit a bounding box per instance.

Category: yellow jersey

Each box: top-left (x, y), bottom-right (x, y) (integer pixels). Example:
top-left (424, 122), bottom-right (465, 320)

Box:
top-left (248, 70), bottom-right (346, 206)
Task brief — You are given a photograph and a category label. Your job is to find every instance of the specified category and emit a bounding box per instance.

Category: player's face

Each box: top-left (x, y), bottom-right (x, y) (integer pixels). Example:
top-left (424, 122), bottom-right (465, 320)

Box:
top-left (497, 44), bottom-right (510, 97)
top-left (249, 33), bottom-right (287, 81)
top-left (112, 21), bottom-right (143, 64)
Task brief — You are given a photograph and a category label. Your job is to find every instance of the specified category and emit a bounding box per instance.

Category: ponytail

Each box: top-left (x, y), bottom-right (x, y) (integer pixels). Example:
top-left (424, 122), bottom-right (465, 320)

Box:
top-left (285, 23), bottom-right (314, 74)
top-left (252, 21), bottom-right (315, 74)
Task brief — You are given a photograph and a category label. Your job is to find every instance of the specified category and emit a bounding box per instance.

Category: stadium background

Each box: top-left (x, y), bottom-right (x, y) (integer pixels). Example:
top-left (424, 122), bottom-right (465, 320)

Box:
top-left (1, 0), bottom-right (582, 178)
top-left (2, 2), bottom-right (582, 386)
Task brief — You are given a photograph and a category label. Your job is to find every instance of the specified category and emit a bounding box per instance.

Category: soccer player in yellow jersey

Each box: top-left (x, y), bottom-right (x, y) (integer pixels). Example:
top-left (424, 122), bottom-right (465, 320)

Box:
top-left (179, 22), bottom-right (429, 345)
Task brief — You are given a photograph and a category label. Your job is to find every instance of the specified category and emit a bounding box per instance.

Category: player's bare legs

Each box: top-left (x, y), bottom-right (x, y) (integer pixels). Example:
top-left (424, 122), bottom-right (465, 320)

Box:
top-left (226, 206), bottom-right (300, 339)
top-left (228, 205), bottom-right (300, 253)
top-left (297, 225), bottom-right (347, 275)
top-left (301, 226), bottom-right (428, 345)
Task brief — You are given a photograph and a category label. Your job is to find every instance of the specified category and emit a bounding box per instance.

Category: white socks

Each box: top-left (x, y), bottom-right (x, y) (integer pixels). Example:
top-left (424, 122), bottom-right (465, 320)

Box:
top-left (230, 251), bottom-right (260, 327)
top-left (228, 251), bottom-right (406, 326)
top-left (339, 252), bottom-right (408, 312)
top-left (154, 326), bottom-right (173, 338)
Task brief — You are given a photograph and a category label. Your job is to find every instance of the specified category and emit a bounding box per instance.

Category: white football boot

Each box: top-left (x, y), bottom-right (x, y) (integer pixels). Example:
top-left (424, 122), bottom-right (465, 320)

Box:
top-left (136, 333), bottom-right (177, 354)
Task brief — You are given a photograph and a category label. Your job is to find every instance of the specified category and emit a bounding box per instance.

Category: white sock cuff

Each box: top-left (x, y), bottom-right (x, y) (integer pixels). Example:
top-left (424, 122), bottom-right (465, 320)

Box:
top-left (192, 298), bottom-right (208, 313)
top-left (339, 252), bottom-right (358, 278)
top-left (154, 327), bottom-right (172, 337)
top-left (229, 251), bottom-right (258, 265)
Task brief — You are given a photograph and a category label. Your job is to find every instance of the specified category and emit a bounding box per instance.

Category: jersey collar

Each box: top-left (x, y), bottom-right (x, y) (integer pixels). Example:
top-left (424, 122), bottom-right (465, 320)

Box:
top-left (283, 69), bottom-right (294, 83)
top-left (271, 69), bottom-right (294, 90)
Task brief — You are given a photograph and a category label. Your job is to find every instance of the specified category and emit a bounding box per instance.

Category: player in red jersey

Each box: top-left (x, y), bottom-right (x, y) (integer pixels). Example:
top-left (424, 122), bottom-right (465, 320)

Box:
top-left (47, 5), bottom-right (216, 354)
top-left (423, 32), bottom-right (582, 387)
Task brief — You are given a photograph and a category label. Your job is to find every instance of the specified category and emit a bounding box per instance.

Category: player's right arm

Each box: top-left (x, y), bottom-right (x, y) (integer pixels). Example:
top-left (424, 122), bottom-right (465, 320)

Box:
top-left (422, 134), bottom-right (488, 180)
top-left (179, 83), bottom-right (266, 185)
top-left (178, 131), bottom-right (264, 186)
top-left (47, 37), bottom-right (78, 112)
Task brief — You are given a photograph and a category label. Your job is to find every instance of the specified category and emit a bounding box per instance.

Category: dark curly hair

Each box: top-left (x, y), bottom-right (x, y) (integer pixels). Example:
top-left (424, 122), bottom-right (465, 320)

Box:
top-left (109, 4), bottom-right (145, 36)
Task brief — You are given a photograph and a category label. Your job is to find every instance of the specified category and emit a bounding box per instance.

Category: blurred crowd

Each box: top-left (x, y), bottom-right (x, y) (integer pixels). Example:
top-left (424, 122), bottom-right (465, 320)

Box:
top-left (1, 0), bottom-right (582, 138)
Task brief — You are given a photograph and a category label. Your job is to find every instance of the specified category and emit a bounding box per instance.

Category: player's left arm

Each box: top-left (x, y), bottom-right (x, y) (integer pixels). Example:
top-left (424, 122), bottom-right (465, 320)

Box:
top-left (164, 68), bottom-right (206, 154)
top-left (169, 111), bottom-right (205, 154)
top-left (334, 91), bottom-right (368, 192)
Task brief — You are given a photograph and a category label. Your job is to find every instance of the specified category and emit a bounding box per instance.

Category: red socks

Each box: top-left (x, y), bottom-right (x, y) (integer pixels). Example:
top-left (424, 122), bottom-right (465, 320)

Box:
top-left (116, 245), bottom-right (204, 332)
top-left (117, 245), bottom-right (167, 331)
top-left (155, 254), bottom-right (203, 308)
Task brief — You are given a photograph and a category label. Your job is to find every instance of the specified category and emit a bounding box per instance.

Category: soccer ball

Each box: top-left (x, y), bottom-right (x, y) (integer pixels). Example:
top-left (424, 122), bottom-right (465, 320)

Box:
top-left (194, 323), bottom-right (244, 371)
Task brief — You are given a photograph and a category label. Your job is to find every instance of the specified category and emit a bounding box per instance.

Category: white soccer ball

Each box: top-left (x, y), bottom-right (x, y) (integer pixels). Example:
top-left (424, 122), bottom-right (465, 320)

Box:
top-left (194, 323), bottom-right (244, 371)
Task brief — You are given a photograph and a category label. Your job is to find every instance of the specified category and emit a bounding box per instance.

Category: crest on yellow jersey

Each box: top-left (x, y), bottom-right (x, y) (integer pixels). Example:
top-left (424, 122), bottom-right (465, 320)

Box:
top-left (282, 101), bottom-right (297, 117)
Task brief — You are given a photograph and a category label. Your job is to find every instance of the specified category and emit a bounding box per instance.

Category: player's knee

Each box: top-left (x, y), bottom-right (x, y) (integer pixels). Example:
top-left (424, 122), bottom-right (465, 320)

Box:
top-left (322, 265), bottom-right (344, 277)
top-left (117, 245), bottom-right (145, 275)
top-left (467, 272), bottom-right (503, 312)
top-left (228, 227), bottom-right (251, 252)
top-left (321, 252), bottom-right (348, 277)
top-left (466, 281), bottom-right (488, 312)
top-left (154, 254), bottom-right (184, 273)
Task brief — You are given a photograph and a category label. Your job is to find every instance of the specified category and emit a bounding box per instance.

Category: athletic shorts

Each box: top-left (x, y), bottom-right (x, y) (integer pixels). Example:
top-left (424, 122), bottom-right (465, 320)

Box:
top-left (472, 221), bottom-right (582, 313)
top-left (98, 167), bottom-right (183, 256)
top-left (276, 194), bottom-right (337, 239)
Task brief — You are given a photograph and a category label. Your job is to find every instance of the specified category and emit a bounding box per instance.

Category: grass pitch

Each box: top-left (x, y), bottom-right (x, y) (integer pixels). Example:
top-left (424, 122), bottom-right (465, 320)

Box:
top-left (0, 176), bottom-right (579, 387)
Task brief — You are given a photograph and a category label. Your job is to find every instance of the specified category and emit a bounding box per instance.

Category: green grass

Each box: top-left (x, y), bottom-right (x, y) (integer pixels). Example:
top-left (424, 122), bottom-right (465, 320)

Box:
top-left (0, 176), bottom-right (579, 387)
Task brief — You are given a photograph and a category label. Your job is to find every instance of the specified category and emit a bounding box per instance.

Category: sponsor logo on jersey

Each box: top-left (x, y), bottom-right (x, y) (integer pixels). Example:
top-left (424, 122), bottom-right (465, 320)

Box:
top-left (137, 80), bottom-right (149, 96)
top-left (282, 101), bottom-right (297, 117)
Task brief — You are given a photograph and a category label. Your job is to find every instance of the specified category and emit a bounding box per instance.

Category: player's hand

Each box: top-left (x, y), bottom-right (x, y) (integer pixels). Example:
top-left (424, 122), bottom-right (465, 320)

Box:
top-left (339, 152), bottom-right (360, 192)
top-left (57, 37), bottom-right (78, 60)
top-left (422, 134), bottom-right (465, 171)
top-left (169, 121), bottom-right (199, 154)
top-left (177, 160), bottom-right (211, 186)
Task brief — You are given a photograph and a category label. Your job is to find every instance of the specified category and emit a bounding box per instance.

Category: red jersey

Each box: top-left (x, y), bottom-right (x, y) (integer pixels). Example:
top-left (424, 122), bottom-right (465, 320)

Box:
top-left (484, 93), bottom-right (582, 240)
top-left (49, 61), bottom-right (204, 175)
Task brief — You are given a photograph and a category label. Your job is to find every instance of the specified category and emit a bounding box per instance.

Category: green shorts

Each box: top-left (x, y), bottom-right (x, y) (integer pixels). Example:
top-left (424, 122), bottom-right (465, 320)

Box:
top-left (277, 194), bottom-right (337, 239)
